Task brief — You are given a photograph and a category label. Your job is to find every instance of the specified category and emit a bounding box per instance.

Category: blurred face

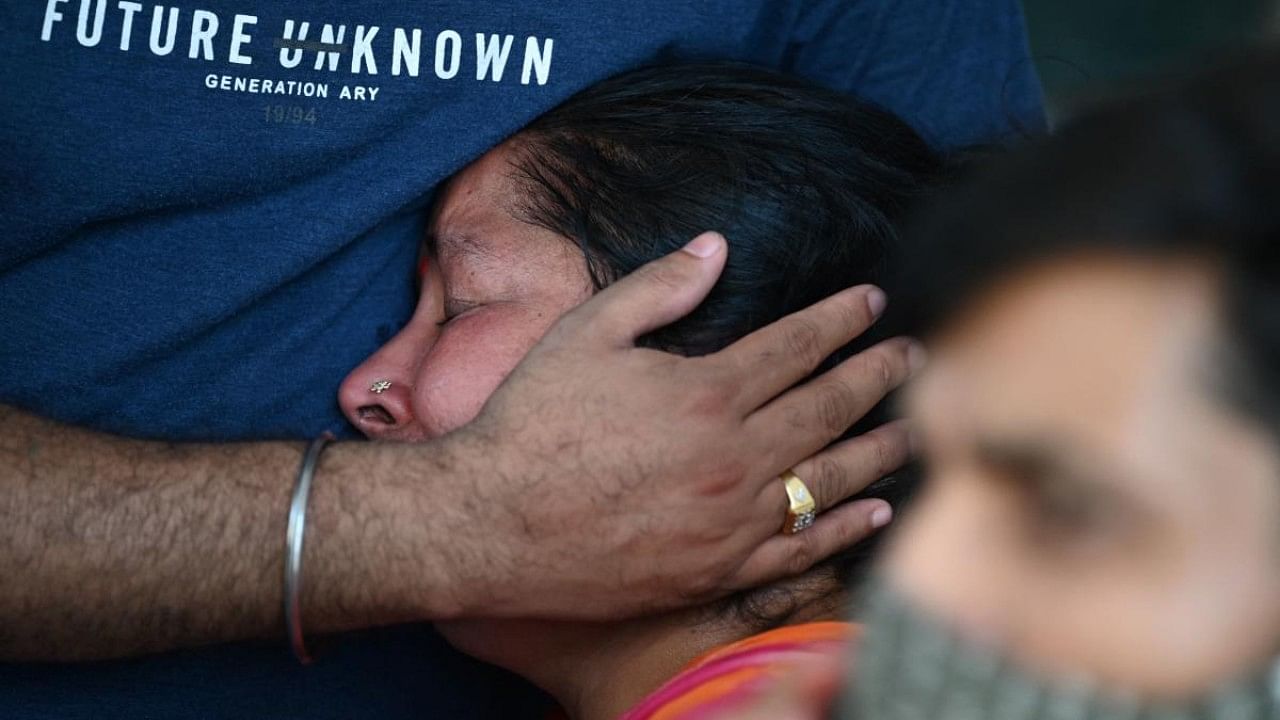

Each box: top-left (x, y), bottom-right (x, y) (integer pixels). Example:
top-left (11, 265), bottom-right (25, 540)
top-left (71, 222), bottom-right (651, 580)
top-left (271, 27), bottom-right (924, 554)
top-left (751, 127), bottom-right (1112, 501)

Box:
top-left (887, 255), bottom-right (1280, 698)
top-left (339, 143), bottom-right (592, 440)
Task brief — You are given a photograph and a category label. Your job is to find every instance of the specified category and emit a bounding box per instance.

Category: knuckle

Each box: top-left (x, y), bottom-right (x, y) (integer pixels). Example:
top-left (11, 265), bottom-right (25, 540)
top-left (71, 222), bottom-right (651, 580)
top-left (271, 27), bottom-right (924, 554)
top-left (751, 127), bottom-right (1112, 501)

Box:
top-left (863, 349), bottom-right (899, 394)
top-left (783, 319), bottom-right (824, 368)
top-left (815, 381), bottom-right (854, 434)
top-left (786, 538), bottom-right (819, 575)
top-left (869, 432), bottom-right (907, 475)
top-left (837, 293), bottom-right (873, 333)
top-left (808, 457), bottom-right (845, 508)
top-left (636, 258), bottom-right (688, 293)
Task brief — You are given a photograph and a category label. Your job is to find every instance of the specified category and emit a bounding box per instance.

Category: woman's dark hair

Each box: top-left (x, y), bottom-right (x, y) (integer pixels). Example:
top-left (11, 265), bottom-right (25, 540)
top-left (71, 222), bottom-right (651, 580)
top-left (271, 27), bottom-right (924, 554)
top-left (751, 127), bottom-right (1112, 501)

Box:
top-left (894, 45), bottom-right (1280, 434)
top-left (504, 62), bottom-right (949, 628)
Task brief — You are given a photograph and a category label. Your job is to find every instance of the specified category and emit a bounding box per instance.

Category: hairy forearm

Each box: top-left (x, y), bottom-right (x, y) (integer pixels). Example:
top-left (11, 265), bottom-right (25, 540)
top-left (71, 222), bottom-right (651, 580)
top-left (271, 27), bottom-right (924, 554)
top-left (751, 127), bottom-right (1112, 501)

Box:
top-left (0, 405), bottom-right (469, 661)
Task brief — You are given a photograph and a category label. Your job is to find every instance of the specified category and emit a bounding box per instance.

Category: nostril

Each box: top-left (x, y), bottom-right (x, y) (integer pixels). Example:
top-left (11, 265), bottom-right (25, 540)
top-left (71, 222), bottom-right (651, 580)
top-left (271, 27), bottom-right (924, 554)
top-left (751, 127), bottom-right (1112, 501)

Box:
top-left (357, 404), bottom-right (396, 426)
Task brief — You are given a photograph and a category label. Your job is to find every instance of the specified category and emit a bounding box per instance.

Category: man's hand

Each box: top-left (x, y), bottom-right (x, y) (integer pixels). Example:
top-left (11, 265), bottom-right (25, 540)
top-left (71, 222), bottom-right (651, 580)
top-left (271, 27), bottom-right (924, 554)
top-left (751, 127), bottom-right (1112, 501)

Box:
top-left (0, 234), bottom-right (914, 661)
top-left (439, 232), bottom-right (920, 618)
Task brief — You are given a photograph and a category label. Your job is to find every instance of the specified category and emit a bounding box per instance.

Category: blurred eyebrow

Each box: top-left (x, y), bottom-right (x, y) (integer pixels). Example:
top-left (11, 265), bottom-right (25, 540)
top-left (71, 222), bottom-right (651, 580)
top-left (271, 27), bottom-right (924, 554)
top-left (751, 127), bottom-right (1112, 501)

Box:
top-left (975, 437), bottom-right (1069, 481)
top-left (973, 435), bottom-right (1121, 499)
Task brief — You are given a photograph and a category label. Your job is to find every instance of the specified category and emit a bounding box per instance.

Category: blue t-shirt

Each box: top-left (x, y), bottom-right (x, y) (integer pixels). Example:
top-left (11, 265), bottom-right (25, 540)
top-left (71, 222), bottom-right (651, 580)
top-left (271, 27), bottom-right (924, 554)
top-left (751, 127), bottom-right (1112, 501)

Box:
top-left (0, 0), bottom-right (1044, 717)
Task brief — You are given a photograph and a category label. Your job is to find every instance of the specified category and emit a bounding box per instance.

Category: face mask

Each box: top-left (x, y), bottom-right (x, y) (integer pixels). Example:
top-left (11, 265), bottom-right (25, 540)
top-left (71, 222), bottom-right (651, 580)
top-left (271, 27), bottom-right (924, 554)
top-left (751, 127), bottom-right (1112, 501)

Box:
top-left (838, 581), bottom-right (1280, 720)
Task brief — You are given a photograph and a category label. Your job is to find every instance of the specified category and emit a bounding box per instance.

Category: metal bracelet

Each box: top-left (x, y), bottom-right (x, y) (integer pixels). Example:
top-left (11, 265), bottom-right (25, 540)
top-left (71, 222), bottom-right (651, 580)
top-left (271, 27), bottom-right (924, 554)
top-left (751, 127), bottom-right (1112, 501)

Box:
top-left (284, 435), bottom-right (331, 664)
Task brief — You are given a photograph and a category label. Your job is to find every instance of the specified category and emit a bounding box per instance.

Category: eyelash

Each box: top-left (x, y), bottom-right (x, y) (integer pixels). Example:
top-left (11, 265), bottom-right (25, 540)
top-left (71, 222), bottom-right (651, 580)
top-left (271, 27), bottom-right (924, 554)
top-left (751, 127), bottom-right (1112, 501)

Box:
top-left (436, 301), bottom-right (479, 328)
top-left (418, 247), bottom-right (481, 328)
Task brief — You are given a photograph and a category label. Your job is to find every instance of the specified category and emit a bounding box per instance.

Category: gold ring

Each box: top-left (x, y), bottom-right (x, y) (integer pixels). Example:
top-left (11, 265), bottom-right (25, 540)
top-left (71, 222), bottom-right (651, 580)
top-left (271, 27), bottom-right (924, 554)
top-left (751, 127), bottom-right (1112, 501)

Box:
top-left (781, 469), bottom-right (817, 534)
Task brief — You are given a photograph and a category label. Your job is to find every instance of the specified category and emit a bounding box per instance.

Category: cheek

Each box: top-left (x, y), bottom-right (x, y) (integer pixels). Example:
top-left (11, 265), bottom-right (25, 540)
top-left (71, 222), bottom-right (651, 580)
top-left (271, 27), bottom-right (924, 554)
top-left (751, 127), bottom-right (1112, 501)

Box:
top-left (887, 463), bottom-right (1280, 698)
top-left (884, 473), bottom-right (1028, 645)
top-left (410, 306), bottom-right (556, 437)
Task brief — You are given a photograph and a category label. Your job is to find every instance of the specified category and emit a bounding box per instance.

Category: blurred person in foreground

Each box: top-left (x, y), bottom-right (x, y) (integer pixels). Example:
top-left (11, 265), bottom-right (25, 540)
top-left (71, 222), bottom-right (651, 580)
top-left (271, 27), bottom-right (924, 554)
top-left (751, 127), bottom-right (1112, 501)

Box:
top-left (723, 45), bottom-right (1280, 720)
top-left (854, 45), bottom-right (1280, 719)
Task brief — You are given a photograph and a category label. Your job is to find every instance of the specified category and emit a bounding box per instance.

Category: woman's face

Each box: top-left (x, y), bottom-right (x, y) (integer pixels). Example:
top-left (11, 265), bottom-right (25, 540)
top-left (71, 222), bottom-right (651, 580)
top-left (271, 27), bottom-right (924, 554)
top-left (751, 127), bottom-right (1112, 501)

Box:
top-left (888, 255), bottom-right (1280, 698)
top-left (339, 143), bottom-right (592, 440)
top-left (337, 144), bottom-right (744, 689)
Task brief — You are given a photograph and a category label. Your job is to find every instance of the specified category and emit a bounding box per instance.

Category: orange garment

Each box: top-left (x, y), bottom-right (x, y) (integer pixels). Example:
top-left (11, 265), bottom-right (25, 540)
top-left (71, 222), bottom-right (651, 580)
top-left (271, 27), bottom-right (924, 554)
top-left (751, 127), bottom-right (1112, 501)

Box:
top-left (618, 621), bottom-right (857, 720)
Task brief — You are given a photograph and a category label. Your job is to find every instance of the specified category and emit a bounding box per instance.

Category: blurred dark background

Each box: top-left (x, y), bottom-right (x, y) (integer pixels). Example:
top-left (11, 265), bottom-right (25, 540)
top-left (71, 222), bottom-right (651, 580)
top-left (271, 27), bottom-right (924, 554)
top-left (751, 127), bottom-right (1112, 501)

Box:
top-left (1023, 0), bottom-right (1276, 120)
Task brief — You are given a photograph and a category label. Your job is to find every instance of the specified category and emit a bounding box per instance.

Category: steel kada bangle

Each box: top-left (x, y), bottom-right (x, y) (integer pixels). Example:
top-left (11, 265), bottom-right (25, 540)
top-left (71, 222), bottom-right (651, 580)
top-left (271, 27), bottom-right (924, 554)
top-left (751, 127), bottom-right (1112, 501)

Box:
top-left (284, 434), bottom-right (331, 664)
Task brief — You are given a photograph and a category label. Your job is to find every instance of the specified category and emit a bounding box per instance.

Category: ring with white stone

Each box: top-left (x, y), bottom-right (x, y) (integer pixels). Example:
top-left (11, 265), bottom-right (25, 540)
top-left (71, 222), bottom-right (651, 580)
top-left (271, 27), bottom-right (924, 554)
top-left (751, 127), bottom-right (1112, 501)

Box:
top-left (781, 469), bottom-right (818, 535)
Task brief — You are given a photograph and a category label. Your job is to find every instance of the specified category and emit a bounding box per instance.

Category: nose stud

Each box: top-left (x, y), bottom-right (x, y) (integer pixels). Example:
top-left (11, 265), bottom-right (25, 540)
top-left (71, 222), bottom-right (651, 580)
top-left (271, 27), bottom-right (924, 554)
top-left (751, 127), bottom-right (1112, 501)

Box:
top-left (369, 380), bottom-right (392, 395)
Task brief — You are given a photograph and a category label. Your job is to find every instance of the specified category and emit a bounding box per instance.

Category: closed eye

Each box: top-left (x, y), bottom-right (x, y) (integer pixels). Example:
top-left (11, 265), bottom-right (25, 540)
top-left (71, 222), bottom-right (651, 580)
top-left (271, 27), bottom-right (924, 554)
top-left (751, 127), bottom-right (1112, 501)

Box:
top-left (438, 298), bottom-right (482, 327)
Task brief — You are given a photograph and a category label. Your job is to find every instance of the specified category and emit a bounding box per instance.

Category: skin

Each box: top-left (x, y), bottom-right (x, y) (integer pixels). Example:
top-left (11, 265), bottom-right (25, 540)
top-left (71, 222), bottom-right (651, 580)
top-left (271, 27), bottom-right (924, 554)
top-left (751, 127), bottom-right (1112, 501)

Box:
top-left (340, 144), bottom-right (595, 441)
top-left (886, 255), bottom-right (1280, 699)
top-left (2, 151), bottom-right (918, 662)
top-left (339, 143), bottom-right (906, 720)
top-left (0, 410), bottom-right (476, 658)
top-left (709, 254), bottom-right (1280, 720)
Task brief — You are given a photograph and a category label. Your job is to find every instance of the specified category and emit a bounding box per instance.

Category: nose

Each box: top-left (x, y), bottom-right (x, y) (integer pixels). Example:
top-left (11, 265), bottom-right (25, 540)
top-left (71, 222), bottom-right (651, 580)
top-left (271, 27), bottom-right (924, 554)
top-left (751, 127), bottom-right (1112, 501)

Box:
top-left (339, 260), bottom-right (445, 440)
top-left (339, 368), bottom-right (418, 439)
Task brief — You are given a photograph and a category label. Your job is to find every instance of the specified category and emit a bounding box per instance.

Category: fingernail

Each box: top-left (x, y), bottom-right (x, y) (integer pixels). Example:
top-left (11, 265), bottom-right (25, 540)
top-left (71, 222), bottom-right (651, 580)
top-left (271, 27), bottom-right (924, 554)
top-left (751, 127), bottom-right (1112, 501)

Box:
top-left (871, 506), bottom-right (893, 529)
top-left (866, 287), bottom-right (888, 318)
top-left (682, 232), bottom-right (724, 258)
top-left (907, 341), bottom-right (928, 374)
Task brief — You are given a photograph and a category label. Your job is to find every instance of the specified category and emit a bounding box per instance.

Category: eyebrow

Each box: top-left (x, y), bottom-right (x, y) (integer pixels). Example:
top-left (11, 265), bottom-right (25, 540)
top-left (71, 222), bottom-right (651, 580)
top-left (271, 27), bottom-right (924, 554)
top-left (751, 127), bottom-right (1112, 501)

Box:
top-left (974, 434), bottom-right (1098, 480)
top-left (428, 229), bottom-right (497, 262)
top-left (975, 436), bottom-right (1068, 478)
top-left (971, 434), bottom-right (1150, 509)
top-left (422, 230), bottom-right (502, 305)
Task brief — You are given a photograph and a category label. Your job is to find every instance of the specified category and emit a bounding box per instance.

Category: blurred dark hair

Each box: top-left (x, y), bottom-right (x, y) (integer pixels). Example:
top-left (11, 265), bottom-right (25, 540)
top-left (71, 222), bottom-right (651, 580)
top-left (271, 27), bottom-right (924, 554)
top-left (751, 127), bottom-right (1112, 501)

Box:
top-left (893, 45), bottom-right (1280, 434)
top-left (506, 62), bottom-right (950, 629)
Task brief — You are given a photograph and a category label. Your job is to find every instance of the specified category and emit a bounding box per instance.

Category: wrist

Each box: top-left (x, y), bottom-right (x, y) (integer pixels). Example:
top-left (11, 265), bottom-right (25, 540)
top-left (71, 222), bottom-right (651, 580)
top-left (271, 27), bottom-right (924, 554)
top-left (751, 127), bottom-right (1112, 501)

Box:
top-left (405, 428), bottom-right (518, 619)
top-left (299, 439), bottom-right (478, 628)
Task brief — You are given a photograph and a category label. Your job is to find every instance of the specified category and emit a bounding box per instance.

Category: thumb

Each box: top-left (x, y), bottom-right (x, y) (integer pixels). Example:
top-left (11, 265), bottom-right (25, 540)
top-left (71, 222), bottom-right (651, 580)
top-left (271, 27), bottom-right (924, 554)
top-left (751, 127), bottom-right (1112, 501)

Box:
top-left (571, 231), bottom-right (728, 347)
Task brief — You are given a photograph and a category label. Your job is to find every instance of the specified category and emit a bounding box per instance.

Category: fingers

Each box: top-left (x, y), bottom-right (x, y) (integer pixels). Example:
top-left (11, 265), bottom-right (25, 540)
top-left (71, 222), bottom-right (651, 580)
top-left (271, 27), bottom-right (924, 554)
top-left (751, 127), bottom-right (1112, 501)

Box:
top-left (727, 498), bottom-right (892, 590)
top-left (717, 285), bottom-right (888, 412)
top-left (563, 232), bottom-right (728, 347)
top-left (744, 337), bottom-right (922, 468)
top-left (738, 420), bottom-right (909, 588)
top-left (785, 420), bottom-right (913, 512)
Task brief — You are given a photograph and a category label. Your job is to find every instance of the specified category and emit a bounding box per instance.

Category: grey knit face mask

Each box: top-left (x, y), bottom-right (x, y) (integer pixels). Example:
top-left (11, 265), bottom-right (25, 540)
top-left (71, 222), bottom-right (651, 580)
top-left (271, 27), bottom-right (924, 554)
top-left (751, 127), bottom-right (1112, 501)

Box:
top-left (840, 581), bottom-right (1280, 720)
